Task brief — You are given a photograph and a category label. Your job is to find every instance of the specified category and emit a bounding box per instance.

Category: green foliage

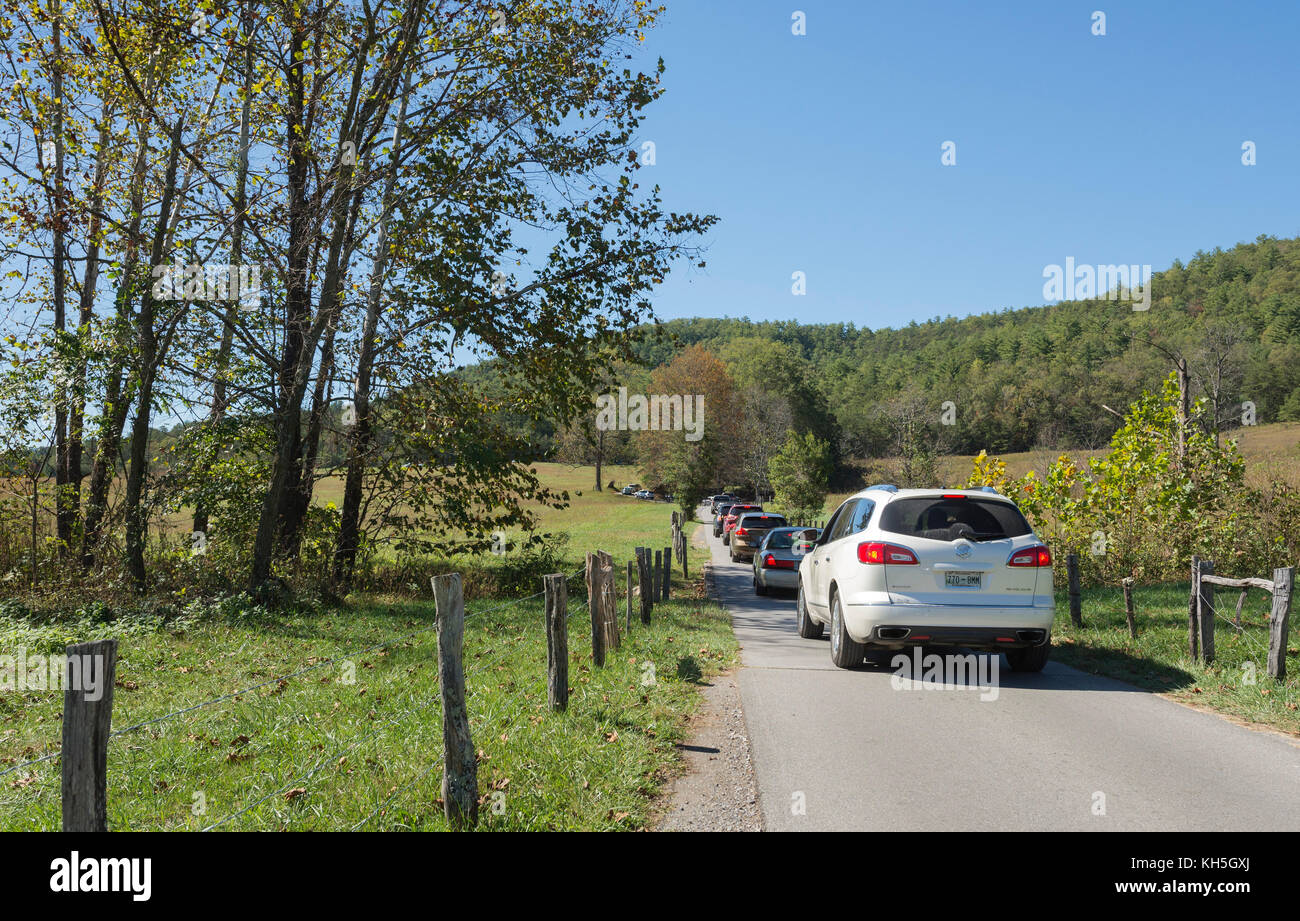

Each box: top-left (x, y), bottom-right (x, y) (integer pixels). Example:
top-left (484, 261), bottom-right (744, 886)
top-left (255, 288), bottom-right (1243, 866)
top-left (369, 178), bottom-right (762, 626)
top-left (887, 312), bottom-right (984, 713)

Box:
top-left (768, 430), bottom-right (833, 520)
top-left (970, 373), bottom-right (1259, 583)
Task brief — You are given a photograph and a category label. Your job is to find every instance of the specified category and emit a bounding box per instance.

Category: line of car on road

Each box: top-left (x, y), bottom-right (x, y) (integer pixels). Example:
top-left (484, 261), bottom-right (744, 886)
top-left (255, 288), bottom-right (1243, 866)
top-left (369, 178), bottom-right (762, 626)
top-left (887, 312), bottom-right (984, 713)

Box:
top-left (706, 485), bottom-right (1055, 673)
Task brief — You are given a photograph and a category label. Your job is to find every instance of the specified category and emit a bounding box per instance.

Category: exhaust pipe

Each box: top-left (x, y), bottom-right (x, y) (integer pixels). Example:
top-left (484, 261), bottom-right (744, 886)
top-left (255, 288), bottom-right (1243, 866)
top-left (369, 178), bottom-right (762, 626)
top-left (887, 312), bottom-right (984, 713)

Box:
top-left (877, 627), bottom-right (911, 640)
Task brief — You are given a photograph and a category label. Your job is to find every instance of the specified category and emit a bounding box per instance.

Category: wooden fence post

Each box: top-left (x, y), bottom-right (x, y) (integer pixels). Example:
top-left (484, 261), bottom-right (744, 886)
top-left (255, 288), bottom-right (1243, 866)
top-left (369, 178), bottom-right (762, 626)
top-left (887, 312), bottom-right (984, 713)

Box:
top-left (1188, 554), bottom-right (1201, 661)
top-left (626, 560), bottom-right (635, 634)
top-left (61, 638), bottom-right (117, 832)
top-left (1268, 566), bottom-right (1293, 680)
top-left (544, 574), bottom-right (568, 711)
top-left (1197, 558), bottom-right (1215, 664)
top-left (681, 535), bottom-right (688, 578)
top-left (652, 549), bottom-right (661, 604)
top-left (1066, 553), bottom-right (1083, 628)
top-left (585, 552), bottom-right (604, 667)
top-left (1122, 577), bottom-right (1136, 639)
top-left (432, 573), bottom-right (477, 829)
top-left (638, 547), bottom-right (652, 625)
top-left (599, 550), bottom-right (619, 651)
top-left (662, 545), bottom-right (671, 600)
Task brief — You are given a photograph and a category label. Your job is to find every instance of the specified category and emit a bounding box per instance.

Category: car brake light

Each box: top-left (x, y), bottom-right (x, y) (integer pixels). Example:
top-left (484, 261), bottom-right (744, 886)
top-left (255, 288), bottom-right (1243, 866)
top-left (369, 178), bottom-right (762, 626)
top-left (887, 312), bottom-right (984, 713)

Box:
top-left (858, 542), bottom-right (919, 565)
top-left (942, 494), bottom-right (965, 499)
top-left (1008, 545), bottom-right (1052, 567)
top-left (736, 527), bottom-right (747, 536)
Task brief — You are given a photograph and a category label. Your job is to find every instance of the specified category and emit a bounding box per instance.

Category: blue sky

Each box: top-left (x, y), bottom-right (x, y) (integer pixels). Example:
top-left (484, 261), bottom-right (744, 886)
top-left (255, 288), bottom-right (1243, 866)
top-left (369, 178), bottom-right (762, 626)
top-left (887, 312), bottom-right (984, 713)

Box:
top-left (634, 0), bottom-right (1300, 329)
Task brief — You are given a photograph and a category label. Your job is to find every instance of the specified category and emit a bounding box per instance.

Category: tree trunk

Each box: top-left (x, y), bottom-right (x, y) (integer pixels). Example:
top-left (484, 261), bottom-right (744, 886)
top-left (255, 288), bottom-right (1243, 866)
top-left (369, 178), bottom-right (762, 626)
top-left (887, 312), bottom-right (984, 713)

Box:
top-left (124, 118), bottom-right (185, 591)
top-left (50, 0), bottom-right (71, 551)
top-left (66, 111), bottom-right (113, 551)
top-left (249, 15), bottom-right (312, 591)
top-left (82, 69), bottom-right (156, 569)
top-left (193, 3), bottom-right (255, 538)
top-left (334, 73), bottom-right (411, 589)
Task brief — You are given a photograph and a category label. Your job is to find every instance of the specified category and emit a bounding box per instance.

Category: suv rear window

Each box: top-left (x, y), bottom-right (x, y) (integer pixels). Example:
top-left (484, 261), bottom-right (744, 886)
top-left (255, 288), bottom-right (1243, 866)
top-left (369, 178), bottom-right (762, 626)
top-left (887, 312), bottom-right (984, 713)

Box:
top-left (880, 496), bottom-right (1031, 542)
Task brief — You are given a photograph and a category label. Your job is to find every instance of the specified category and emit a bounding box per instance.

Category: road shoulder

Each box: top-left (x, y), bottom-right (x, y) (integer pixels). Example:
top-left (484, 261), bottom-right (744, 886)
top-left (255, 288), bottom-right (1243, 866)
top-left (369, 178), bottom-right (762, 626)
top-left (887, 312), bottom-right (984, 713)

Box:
top-left (653, 520), bottom-right (762, 831)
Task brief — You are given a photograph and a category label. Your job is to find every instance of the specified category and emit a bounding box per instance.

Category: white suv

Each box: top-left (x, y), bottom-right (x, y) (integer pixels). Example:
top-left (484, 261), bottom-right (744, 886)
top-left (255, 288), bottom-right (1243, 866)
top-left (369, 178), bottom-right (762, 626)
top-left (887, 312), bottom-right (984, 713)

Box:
top-left (795, 486), bottom-right (1055, 671)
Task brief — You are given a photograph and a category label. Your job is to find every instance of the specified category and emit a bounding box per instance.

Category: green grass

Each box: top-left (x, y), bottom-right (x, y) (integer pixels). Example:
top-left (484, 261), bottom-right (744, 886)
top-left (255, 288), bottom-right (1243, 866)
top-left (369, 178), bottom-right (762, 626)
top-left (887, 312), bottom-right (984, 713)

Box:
top-left (0, 471), bottom-right (738, 831)
top-left (1049, 581), bottom-right (1300, 735)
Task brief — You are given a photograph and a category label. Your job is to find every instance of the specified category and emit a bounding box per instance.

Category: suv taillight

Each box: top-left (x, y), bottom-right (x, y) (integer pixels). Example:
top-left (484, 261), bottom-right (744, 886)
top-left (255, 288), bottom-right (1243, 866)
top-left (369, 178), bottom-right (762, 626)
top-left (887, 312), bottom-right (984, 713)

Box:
top-left (858, 542), bottom-right (919, 565)
top-left (1008, 545), bottom-right (1052, 567)
top-left (736, 527), bottom-right (747, 536)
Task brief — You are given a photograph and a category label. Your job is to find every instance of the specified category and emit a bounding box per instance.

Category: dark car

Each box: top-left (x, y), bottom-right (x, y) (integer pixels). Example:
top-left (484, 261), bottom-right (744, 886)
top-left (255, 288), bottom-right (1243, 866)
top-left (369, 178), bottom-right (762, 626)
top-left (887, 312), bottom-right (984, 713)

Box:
top-left (721, 504), bottom-right (762, 545)
top-left (709, 493), bottom-right (739, 513)
top-left (712, 503), bottom-right (735, 537)
top-left (752, 527), bottom-right (820, 594)
top-left (729, 512), bottom-right (789, 562)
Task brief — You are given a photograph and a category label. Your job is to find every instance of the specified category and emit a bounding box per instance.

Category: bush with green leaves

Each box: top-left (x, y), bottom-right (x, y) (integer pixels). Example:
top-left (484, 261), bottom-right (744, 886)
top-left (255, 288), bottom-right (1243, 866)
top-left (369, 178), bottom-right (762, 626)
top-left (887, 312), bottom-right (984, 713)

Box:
top-left (969, 373), bottom-right (1255, 584)
top-left (768, 431), bottom-right (833, 520)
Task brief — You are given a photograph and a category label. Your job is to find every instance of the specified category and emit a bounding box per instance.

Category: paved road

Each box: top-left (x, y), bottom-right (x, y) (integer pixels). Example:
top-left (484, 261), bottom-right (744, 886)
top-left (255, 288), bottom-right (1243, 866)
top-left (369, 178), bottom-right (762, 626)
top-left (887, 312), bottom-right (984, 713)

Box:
top-left (699, 514), bottom-right (1300, 831)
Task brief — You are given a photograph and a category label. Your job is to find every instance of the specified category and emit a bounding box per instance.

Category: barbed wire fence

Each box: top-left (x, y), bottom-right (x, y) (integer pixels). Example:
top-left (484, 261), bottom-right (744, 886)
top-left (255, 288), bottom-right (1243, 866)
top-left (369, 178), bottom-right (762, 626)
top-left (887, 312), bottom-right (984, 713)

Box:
top-left (1, 559), bottom-right (671, 831)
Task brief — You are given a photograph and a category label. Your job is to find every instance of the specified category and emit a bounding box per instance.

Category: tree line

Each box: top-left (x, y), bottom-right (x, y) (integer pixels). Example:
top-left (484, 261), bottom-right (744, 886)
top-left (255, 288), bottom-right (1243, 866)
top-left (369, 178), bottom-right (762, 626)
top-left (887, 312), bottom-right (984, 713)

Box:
top-left (523, 235), bottom-right (1300, 475)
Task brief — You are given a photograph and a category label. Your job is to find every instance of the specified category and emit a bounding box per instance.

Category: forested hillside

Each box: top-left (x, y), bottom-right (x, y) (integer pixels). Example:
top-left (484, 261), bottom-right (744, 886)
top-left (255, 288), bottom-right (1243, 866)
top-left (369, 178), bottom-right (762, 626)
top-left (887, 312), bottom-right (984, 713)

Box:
top-left (625, 235), bottom-right (1300, 459)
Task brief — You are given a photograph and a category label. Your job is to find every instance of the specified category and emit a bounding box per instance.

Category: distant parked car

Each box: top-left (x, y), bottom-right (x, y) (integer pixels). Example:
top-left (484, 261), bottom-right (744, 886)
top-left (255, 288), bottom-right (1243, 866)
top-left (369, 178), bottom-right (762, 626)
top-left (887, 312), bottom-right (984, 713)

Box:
top-left (634, 489), bottom-right (653, 500)
top-left (721, 504), bottom-right (762, 545)
top-left (795, 485), bottom-right (1054, 671)
top-left (730, 512), bottom-right (789, 562)
top-left (752, 526), bottom-right (819, 595)
top-left (713, 503), bottom-right (735, 537)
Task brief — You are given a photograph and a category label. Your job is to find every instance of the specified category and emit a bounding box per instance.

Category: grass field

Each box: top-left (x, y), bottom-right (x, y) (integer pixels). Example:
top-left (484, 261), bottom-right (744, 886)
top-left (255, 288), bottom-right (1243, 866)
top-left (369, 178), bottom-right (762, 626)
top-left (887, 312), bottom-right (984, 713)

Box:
top-left (0, 468), bottom-right (738, 831)
top-left (1051, 581), bottom-right (1300, 736)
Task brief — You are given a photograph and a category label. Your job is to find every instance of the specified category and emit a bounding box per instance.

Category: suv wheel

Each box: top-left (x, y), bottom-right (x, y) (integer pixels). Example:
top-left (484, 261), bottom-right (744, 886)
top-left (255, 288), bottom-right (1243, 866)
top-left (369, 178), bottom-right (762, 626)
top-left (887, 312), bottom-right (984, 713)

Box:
top-left (829, 590), bottom-right (865, 669)
top-left (1005, 639), bottom-right (1051, 673)
top-left (796, 583), bottom-right (823, 639)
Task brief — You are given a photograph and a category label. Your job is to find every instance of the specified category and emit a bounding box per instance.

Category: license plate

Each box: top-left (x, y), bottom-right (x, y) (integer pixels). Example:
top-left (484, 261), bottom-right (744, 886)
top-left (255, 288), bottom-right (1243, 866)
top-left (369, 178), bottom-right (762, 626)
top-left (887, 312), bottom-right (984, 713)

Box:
top-left (945, 572), bottom-right (982, 589)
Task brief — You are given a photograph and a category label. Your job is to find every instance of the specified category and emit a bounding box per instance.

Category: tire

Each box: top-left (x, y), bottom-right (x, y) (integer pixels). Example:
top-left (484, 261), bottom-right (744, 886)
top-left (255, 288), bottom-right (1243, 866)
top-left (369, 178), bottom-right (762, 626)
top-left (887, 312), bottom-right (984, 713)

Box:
top-left (1005, 639), bottom-right (1051, 673)
top-left (796, 582), bottom-right (823, 638)
top-left (829, 590), bottom-right (865, 669)
top-left (754, 573), bottom-right (768, 595)
top-left (723, 534), bottom-right (730, 546)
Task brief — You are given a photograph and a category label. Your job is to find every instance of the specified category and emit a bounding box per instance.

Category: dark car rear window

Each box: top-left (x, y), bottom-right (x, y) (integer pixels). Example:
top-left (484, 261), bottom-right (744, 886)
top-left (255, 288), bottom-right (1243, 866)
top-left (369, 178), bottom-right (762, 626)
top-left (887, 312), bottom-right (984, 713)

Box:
top-left (762, 529), bottom-right (800, 549)
top-left (880, 496), bottom-right (1030, 541)
top-left (740, 515), bottom-right (787, 529)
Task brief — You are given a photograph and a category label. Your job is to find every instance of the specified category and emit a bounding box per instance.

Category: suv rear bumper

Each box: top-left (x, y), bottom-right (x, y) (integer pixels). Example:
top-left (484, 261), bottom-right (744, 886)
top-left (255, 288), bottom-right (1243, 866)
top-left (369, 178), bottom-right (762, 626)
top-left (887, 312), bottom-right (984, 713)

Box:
top-left (841, 599), bottom-right (1055, 646)
top-left (865, 624), bottom-right (1048, 649)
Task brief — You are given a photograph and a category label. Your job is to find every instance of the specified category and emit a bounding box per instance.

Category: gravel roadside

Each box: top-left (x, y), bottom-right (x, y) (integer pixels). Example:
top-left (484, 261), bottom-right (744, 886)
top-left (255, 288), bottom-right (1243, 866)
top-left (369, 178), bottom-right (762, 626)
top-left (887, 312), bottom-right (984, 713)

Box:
top-left (654, 522), bottom-right (762, 831)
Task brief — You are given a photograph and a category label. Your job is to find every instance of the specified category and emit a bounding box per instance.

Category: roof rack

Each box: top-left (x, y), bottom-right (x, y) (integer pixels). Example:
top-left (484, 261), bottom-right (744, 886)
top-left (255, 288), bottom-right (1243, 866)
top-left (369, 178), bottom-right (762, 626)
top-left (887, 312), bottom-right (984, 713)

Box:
top-left (865, 483), bottom-right (898, 493)
top-left (977, 485), bottom-right (1000, 494)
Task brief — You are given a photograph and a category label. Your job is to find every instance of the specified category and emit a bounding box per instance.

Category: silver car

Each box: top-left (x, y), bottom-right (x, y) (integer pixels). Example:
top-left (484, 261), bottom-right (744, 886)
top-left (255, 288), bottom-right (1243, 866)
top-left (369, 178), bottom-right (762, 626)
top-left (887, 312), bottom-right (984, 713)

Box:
top-left (753, 527), bottom-right (821, 595)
